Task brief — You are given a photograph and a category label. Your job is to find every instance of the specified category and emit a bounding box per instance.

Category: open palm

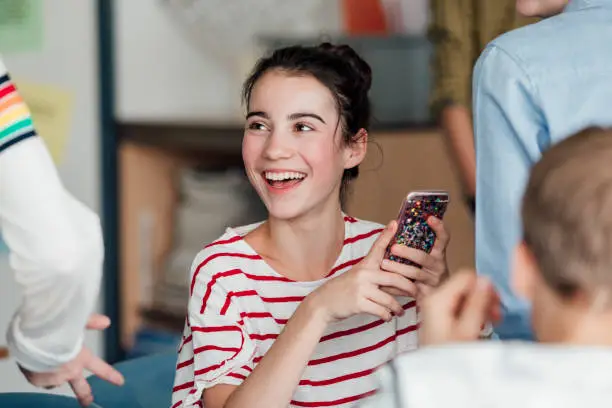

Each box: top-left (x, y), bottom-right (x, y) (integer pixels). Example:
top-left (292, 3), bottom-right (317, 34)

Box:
top-left (19, 314), bottom-right (125, 406)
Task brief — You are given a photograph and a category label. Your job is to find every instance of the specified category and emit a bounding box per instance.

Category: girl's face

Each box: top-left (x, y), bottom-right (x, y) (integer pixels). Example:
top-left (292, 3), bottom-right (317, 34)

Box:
top-left (242, 70), bottom-right (366, 221)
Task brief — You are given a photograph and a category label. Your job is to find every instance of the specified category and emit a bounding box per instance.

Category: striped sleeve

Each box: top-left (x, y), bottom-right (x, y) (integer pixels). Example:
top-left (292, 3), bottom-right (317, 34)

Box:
top-left (172, 248), bottom-right (257, 407)
top-left (0, 59), bottom-right (37, 153)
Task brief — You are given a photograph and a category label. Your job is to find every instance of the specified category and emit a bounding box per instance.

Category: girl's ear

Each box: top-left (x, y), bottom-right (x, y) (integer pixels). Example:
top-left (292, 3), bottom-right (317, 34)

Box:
top-left (344, 129), bottom-right (368, 170)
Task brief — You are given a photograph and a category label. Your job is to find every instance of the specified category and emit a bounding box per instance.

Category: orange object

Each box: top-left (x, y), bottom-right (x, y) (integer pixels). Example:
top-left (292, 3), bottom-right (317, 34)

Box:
top-left (341, 0), bottom-right (388, 35)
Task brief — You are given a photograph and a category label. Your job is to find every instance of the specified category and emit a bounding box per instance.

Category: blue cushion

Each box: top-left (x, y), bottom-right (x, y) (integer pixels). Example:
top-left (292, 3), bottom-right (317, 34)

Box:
top-left (0, 393), bottom-right (81, 407)
top-left (88, 352), bottom-right (177, 408)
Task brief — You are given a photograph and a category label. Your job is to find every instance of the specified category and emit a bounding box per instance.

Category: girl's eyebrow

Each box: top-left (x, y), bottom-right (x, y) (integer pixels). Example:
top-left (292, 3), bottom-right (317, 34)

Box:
top-left (246, 111), bottom-right (326, 124)
top-left (246, 111), bottom-right (268, 119)
top-left (288, 112), bottom-right (326, 124)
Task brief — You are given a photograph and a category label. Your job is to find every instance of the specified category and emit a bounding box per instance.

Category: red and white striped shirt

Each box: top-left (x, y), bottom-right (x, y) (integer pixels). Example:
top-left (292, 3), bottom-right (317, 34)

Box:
top-left (172, 216), bottom-right (419, 408)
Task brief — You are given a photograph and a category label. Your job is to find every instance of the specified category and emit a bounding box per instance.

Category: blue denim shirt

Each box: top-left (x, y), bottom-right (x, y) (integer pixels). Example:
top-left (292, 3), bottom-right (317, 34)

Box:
top-left (473, 0), bottom-right (612, 339)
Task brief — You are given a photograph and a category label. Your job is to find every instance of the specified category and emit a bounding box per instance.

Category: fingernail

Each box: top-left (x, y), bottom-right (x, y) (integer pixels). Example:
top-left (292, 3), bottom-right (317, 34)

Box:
top-left (114, 373), bottom-right (125, 386)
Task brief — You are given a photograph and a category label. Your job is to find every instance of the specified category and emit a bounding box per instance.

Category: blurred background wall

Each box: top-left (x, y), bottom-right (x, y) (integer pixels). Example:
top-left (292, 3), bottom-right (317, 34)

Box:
top-left (0, 0), bottom-right (475, 392)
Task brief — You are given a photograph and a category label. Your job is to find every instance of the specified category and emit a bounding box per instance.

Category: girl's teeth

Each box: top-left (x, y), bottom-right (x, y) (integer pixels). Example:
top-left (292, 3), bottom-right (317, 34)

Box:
top-left (265, 171), bottom-right (305, 181)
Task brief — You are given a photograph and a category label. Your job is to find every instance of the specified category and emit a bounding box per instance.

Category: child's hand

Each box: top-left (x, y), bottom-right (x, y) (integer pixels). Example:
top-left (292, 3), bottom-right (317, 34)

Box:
top-left (19, 314), bottom-right (124, 407)
top-left (380, 216), bottom-right (450, 299)
top-left (308, 222), bottom-right (418, 324)
top-left (419, 270), bottom-right (501, 346)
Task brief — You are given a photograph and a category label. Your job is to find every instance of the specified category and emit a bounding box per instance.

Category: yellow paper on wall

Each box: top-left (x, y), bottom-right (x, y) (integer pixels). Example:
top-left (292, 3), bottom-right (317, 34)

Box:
top-left (12, 79), bottom-right (74, 164)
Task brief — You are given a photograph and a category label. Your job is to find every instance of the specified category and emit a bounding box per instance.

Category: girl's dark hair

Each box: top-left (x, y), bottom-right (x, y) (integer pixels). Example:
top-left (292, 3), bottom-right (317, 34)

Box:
top-left (242, 42), bottom-right (373, 206)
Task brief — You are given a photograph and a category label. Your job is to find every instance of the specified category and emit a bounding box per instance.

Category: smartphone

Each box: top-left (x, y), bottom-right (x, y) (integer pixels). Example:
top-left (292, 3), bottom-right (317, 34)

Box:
top-left (384, 190), bottom-right (450, 267)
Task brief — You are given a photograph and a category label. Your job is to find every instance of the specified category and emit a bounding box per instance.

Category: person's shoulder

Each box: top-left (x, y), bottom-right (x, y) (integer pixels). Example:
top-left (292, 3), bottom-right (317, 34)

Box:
top-left (486, 12), bottom-right (589, 70)
top-left (475, 23), bottom-right (544, 75)
top-left (473, 23), bottom-right (545, 90)
top-left (345, 215), bottom-right (384, 229)
top-left (388, 342), bottom-right (612, 406)
top-left (189, 222), bottom-right (263, 283)
top-left (342, 216), bottom-right (386, 257)
top-left (394, 341), bottom-right (508, 367)
top-left (391, 341), bottom-right (608, 379)
top-left (387, 342), bottom-right (522, 401)
top-left (344, 215), bottom-right (385, 237)
top-left (492, 18), bottom-right (550, 49)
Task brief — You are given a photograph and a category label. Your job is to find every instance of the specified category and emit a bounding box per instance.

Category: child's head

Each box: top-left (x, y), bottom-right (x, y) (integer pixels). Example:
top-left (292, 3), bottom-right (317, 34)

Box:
top-left (241, 43), bottom-right (372, 220)
top-left (513, 127), bottom-right (612, 342)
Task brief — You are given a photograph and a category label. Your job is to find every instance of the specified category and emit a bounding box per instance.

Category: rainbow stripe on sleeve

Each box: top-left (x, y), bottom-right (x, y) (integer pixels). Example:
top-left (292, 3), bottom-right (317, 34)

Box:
top-left (0, 70), bottom-right (37, 153)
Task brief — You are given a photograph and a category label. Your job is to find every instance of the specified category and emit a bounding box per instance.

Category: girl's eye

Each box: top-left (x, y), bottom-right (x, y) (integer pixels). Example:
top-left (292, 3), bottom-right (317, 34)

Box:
top-left (295, 123), bottom-right (314, 132)
top-left (247, 122), bottom-right (267, 131)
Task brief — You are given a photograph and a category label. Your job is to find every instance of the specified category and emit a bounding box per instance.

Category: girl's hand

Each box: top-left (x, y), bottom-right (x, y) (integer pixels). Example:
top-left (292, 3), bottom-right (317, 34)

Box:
top-left (308, 222), bottom-right (418, 324)
top-left (380, 216), bottom-right (450, 299)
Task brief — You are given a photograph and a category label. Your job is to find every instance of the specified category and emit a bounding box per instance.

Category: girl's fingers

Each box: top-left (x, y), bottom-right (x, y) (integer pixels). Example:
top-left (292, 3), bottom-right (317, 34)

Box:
top-left (374, 271), bottom-right (419, 297)
top-left (381, 259), bottom-right (435, 285)
top-left (366, 287), bottom-right (405, 317)
top-left (360, 298), bottom-right (393, 322)
top-left (429, 217), bottom-right (450, 256)
top-left (364, 221), bottom-right (398, 265)
top-left (380, 285), bottom-right (414, 297)
top-left (390, 245), bottom-right (431, 268)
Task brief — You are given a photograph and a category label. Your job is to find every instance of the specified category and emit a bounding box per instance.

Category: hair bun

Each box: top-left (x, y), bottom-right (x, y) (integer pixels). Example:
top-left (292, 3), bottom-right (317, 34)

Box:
top-left (318, 42), bottom-right (372, 93)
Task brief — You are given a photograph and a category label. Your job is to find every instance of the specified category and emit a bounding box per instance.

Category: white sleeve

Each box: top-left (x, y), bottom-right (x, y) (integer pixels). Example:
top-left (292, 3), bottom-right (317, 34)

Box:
top-left (357, 364), bottom-right (399, 408)
top-left (1, 137), bottom-right (104, 372)
top-left (0, 58), bottom-right (104, 372)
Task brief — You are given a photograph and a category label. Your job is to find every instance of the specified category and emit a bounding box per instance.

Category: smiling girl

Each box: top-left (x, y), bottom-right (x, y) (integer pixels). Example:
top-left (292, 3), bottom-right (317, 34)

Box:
top-left (171, 43), bottom-right (450, 408)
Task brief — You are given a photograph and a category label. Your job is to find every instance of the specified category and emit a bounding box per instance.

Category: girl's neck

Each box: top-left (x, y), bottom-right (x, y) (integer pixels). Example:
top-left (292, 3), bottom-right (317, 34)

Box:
top-left (257, 201), bottom-right (346, 281)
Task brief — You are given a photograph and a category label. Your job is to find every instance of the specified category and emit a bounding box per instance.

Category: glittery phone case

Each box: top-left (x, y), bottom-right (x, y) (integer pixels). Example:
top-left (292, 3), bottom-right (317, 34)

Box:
top-left (384, 191), bottom-right (449, 267)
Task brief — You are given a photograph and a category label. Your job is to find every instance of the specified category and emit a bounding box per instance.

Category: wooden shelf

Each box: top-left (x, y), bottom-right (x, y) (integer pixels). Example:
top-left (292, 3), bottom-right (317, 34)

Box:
top-left (118, 122), bottom-right (244, 154)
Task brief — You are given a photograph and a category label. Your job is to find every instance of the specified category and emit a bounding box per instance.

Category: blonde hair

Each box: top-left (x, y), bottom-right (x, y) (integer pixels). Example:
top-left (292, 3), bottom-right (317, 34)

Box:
top-left (522, 127), bottom-right (612, 298)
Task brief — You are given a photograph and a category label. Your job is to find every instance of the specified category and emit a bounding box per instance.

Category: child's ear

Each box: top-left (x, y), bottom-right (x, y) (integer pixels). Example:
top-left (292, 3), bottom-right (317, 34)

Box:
top-left (344, 129), bottom-right (368, 170)
top-left (512, 241), bottom-right (539, 301)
